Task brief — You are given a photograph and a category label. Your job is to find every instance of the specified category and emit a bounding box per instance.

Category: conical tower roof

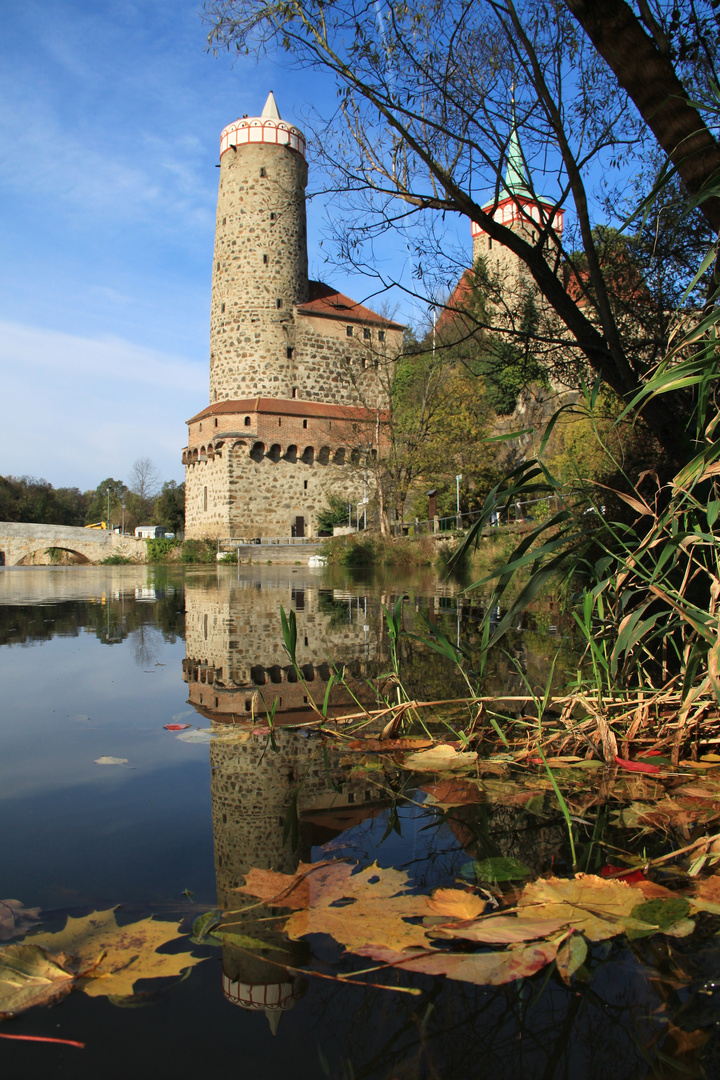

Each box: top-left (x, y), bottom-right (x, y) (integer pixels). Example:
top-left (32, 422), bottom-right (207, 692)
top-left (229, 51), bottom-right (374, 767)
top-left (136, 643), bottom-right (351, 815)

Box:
top-left (261, 91), bottom-right (280, 119)
top-left (501, 125), bottom-right (533, 200)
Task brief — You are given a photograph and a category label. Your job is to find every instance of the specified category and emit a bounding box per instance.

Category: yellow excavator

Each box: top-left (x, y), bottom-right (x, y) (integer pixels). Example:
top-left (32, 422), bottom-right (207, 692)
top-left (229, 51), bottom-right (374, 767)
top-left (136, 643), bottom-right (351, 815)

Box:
top-left (84, 521), bottom-right (107, 530)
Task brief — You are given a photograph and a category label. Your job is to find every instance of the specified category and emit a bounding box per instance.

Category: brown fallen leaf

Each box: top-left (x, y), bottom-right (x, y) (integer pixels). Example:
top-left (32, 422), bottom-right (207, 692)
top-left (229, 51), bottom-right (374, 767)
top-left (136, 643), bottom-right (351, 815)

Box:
top-left (27, 909), bottom-right (205, 998)
top-left (426, 888), bottom-right (488, 921)
top-left (345, 738), bottom-right (434, 752)
top-left (399, 745), bottom-right (478, 773)
top-left (555, 933), bottom-right (587, 984)
top-left (240, 861), bottom-right (433, 953)
top-left (517, 874), bottom-right (651, 941)
top-left (689, 875), bottom-right (720, 916)
top-left (0, 944), bottom-right (75, 1018)
top-left (0, 900), bottom-right (41, 942)
top-left (353, 940), bottom-right (560, 985)
top-left (437, 914), bottom-right (568, 944)
top-left (421, 779), bottom-right (484, 806)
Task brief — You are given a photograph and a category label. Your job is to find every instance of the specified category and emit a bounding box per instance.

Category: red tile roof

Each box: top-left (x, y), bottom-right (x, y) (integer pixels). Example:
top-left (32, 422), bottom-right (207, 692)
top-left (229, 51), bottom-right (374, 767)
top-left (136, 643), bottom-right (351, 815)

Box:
top-left (187, 397), bottom-right (387, 425)
top-left (296, 281), bottom-right (405, 329)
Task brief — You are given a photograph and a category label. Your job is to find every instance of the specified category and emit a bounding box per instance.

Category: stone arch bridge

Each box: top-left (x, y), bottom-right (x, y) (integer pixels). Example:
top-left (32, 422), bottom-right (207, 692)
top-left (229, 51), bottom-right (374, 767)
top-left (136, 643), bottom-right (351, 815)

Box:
top-left (0, 523), bottom-right (147, 566)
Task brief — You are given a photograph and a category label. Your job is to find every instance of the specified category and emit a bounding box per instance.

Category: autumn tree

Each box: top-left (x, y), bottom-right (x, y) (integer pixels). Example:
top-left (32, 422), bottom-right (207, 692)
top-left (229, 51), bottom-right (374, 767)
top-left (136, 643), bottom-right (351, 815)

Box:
top-left (204, 0), bottom-right (720, 466)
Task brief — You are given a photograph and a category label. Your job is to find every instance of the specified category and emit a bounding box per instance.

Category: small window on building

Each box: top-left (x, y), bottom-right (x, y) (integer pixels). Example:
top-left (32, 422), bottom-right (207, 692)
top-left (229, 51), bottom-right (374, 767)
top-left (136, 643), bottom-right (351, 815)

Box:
top-left (203, 486), bottom-right (208, 512)
top-left (270, 212), bottom-right (276, 221)
top-left (363, 327), bottom-right (371, 340)
top-left (304, 480), bottom-right (308, 490)
top-left (216, 261), bottom-right (220, 271)
top-left (302, 419), bottom-right (308, 429)
top-left (260, 167), bottom-right (266, 177)
top-left (220, 302), bottom-right (225, 313)
top-left (222, 217), bottom-right (226, 225)
top-left (346, 325), bottom-right (353, 337)
top-left (244, 416), bottom-right (251, 427)
top-left (362, 358), bottom-right (368, 369)
top-left (488, 236), bottom-right (493, 250)
top-left (263, 254), bottom-right (268, 264)
top-left (276, 298), bottom-right (283, 309)
top-left (214, 418), bottom-right (218, 427)
top-left (286, 346), bottom-right (294, 359)
top-left (292, 387), bottom-right (298, 399)
top-left (199, 422), bottom-right (202, 431)
top-left (373, 358), bottom-right (379, 368)
top-left (278, 417), bottom-right (282, 426)
top-left (378, 330), bottom-right (386, 342)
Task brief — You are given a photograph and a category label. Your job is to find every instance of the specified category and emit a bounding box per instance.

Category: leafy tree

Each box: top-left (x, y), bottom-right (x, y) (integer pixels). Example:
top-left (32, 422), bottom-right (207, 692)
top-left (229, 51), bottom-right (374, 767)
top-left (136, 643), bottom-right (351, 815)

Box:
top-left (153, 481), bottom-right (186, 535)
top-left (0, 476), bottom-right (89, 525)
top-left (204, 0), bottom-right (720, 464)
top-left (84, 479), bottom-right (129, 529)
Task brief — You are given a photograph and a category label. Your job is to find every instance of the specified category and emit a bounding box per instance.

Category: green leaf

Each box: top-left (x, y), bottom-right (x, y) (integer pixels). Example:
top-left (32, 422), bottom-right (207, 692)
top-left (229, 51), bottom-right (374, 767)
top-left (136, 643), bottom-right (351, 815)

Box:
top-left (190, 910), bottom-right (223, 945)
top-left (215, 931), bottom-right (289, 954)
top-left (626, 897), bottom-right (691, 940)
top-left (280, 606), bottom-right (297, 664)
top-left (472, 857), bottom-right (534, 883)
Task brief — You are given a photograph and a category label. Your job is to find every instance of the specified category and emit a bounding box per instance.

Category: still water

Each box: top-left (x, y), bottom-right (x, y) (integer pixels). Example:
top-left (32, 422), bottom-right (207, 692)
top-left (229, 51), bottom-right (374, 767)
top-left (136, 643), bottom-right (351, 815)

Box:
top-left (0, 565), bottom-right (715, 1078)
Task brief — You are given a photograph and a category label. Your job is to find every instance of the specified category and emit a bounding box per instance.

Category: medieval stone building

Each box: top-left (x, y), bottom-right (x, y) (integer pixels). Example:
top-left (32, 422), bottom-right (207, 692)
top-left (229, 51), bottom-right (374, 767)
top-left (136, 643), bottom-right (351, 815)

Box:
top-left (183, 93), bottom-right (404, 540)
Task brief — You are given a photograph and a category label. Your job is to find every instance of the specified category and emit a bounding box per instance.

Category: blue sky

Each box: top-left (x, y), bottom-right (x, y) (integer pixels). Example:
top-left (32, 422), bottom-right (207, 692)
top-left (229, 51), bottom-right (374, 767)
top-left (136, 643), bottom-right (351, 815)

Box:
top-left (0, 0), bottom-right (425, 491)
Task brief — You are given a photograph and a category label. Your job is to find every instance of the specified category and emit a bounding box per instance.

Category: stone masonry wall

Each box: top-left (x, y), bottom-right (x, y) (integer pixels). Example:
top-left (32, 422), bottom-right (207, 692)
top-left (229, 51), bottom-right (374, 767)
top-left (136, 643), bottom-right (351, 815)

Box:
top-left (210, 142), bottom-right (309, 403)
top-left (185, 442), bottom-right (365, 540)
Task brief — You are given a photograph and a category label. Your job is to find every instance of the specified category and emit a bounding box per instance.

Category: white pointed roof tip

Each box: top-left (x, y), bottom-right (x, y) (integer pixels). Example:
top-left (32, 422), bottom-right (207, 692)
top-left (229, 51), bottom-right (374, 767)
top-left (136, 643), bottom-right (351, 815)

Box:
top-left (265, 1008), bottom-right (282, 1035)
top-left (261, 91), bottom-right (280, 119)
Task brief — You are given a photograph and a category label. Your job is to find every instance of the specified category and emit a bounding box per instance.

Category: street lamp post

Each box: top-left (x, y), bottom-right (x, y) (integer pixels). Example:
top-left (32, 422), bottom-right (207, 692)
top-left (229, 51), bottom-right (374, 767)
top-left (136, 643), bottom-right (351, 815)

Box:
top-left (106, 488), bottom-right (110, 533)
top-left (456, 474), bottom-right (462, 529)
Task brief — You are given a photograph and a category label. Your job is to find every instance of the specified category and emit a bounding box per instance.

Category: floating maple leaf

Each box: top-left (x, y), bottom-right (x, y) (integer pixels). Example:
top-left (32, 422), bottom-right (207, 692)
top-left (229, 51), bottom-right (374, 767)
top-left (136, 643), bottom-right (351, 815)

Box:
top-left (27, 909), bottom-right (205, 998)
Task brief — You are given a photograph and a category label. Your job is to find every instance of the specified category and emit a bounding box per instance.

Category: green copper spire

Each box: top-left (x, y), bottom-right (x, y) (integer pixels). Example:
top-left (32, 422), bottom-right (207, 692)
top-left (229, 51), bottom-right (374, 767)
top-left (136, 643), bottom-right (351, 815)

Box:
top-left (501, 125), bottom-right (532, 199)
top-left (501, 93), bottom-right (532, 200)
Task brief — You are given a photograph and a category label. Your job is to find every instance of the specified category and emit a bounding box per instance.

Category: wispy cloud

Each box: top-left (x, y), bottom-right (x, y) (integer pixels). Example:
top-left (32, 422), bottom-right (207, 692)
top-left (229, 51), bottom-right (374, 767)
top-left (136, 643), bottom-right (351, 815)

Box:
top-left (0, 320), bottom-right (204, 489)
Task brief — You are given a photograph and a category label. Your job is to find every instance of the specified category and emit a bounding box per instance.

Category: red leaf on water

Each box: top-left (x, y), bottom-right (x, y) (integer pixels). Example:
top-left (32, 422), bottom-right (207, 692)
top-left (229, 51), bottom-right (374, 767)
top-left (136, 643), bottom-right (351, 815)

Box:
top-left (0, 1034), bottom-right (85, 1048)
top-left (614, 755), bottom-right (661, 774)
top-left (164, 724), bottom-right (191, 731)
top-left (600, 864), bottom-right (646, 883)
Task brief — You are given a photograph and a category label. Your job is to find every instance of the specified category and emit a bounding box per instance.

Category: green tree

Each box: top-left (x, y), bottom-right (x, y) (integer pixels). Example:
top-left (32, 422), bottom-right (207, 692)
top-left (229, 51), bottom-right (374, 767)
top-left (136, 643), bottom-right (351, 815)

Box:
top-left (153, 481), bottom-right (185, 535)
top-left (84, 479), bottom-right (129, 529)
top-left (205, 0), bottom-right (720, 464)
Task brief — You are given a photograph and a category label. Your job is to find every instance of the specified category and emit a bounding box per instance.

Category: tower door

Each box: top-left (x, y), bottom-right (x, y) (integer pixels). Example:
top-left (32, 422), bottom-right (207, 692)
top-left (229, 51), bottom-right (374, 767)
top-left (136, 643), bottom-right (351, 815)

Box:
top-left (295, 516), bottom-right (305, 538)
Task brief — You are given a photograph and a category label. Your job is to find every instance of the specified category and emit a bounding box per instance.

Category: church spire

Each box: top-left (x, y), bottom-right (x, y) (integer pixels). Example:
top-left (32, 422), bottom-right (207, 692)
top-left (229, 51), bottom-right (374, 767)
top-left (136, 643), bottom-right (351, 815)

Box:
top-left (501, 91), bottom-right (532, 199)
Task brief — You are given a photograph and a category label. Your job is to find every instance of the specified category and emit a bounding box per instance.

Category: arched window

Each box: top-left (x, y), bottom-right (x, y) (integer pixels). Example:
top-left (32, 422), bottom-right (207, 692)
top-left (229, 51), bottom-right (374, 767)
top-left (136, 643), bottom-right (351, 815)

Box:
top-left (350, 448), bottom-right (361, 466)
top-left (244, 416), bottom-right (251, 427)
top-left (284, 444), bottom-right (297, 463)
top-left (267, 444), bottom-right (281, 463)
top-left (317, 446), bottom-right (330, 465)
top-left (250, 442), bottom-right (265, 463)
top-left (333, 448), bottom-right (346, 465)
top-left (301, 446), bottom-right (314, 465)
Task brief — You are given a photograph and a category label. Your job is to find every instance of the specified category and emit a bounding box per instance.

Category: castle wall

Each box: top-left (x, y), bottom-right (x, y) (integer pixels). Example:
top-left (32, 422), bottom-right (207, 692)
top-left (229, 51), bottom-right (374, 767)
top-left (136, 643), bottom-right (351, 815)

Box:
top-left (183, 574), bottom-right (379, 725)
top-left (184, 442), bottom-right (365, 539)
top-left (210, 142), bottom-right (309, 403)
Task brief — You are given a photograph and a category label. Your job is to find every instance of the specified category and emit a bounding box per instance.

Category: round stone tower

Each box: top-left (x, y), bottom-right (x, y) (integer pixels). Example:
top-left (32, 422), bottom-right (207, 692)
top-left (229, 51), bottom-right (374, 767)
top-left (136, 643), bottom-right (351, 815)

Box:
top-left (210, 92), bottom-right (309, 403)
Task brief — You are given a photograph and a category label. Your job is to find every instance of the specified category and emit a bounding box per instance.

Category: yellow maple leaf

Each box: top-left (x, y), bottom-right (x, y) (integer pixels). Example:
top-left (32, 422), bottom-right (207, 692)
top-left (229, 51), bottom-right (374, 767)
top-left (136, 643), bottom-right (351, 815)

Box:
top-left (27, 909), bottom-right (205, 998)
top-left (518, 874), bottom-right (650, 941)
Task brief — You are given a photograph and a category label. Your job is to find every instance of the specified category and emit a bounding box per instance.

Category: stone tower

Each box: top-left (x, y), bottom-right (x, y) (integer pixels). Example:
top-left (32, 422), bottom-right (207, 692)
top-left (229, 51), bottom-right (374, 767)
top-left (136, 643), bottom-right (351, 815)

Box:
top-left (470, 122), bottom-right (564, 281)
top-left (210, 93), bottom-right (309, 403)
top-left (183, 93), bottom-right (404, 541)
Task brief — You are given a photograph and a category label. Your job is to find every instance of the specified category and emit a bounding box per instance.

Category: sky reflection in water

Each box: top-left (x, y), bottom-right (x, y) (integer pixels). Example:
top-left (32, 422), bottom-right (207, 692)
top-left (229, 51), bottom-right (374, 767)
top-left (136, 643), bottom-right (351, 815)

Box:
top-left (0, 565), bottom-right (708, 1080)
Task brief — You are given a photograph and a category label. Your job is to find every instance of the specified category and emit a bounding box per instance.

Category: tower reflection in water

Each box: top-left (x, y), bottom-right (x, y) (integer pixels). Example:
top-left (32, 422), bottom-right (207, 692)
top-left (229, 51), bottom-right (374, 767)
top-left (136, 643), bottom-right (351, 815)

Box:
top-left (182, 571), bottom-right (387, 1031)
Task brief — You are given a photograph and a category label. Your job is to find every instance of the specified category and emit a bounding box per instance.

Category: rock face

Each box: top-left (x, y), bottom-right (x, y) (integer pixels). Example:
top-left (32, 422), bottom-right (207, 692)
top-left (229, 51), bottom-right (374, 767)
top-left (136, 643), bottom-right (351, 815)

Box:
top-left (184, 96), bottom-right (403, 540)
